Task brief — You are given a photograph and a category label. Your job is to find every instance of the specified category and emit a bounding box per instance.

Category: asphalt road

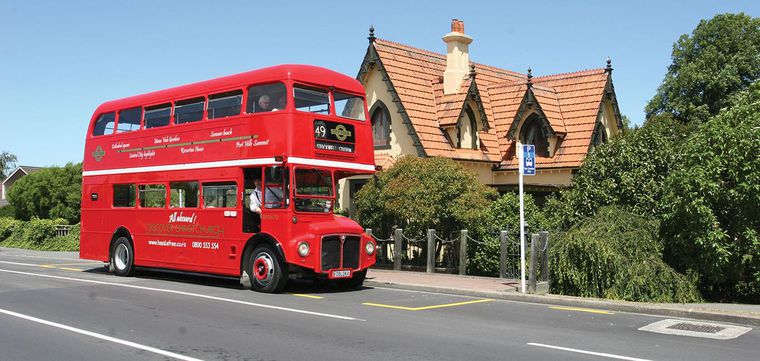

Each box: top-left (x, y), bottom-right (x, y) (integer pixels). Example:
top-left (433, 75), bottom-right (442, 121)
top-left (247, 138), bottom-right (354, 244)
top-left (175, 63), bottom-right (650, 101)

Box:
top-left (0, 248), bottom-right (757, 361)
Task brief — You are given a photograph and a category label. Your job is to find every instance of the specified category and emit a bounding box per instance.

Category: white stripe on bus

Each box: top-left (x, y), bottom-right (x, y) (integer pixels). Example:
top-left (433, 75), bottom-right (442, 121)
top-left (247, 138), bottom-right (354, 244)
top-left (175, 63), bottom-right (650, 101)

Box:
top-left (82, 157), bottom-right (375, 177)
top-left (287, 157), bottom-right (376, 171)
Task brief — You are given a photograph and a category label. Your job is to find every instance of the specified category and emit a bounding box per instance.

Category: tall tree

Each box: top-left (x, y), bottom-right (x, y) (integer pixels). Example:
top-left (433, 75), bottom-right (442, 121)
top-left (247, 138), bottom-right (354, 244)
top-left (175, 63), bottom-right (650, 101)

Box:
top-left (0, 151), bottom-right (18, 179)
top-left (646, 13), bottom-right (760, 123)
top-left (660, 83), bottom-right (760, 302)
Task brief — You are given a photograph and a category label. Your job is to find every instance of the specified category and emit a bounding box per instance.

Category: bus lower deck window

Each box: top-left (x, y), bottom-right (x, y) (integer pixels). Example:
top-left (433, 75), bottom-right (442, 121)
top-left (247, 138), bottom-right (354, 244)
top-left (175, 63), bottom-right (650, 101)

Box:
top-left (139, 184), bottom-right (166, 208)
top-left (170, 181), bottom-right (199, 208)
top-left (202, 182), bottom-right (237, 208)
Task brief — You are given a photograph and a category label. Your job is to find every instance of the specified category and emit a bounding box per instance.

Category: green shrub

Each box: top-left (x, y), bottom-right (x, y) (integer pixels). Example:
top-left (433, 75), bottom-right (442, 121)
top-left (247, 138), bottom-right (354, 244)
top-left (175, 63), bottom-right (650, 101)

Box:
top-left (550, 206), bottom-right (701, 303)
top-left (0, 217), bottom-right (22, 242)
top-left (0, 204), bottom-right (15, 218)
top-left (4, 218), bottom-right (68, 249)
top-left (468, 192), bottom-right (548, 276)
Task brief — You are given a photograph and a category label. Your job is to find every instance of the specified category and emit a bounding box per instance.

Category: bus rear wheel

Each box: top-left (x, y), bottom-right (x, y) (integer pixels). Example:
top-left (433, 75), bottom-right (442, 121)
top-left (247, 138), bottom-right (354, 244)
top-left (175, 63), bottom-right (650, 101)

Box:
top-left (248, 244), bottom-right (287, 293)
top-left (111, 237), bottom-right (135, 277)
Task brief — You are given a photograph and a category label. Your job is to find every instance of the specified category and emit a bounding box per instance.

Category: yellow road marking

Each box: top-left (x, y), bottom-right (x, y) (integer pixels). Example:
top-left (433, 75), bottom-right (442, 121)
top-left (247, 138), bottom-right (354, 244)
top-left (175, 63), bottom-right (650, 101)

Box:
top-left (363, 298), bottom-right (493, 311)
top-left (59, 267), bottom-right (84, 272)
top-left (289, 293), bottom-right (324, 299)
top-left (549, 306), bottom-right (615, 315)
top-left (39, 265), bottom-right (56, 269)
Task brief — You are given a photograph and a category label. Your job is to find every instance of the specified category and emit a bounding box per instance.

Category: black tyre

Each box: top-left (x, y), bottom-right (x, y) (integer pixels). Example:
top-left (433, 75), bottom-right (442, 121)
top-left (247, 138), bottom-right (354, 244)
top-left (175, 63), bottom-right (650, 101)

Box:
top-left (336, 269), bottom-right (366, 289)
top-left (248, 244), bottom-right (288, 293)
top-left (111, 236), bottom-right (135, 277)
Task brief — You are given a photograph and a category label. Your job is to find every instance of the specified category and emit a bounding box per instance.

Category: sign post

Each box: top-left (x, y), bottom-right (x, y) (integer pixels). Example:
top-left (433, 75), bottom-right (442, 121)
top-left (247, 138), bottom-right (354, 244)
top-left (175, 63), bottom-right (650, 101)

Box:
top-left (519, 144), bottom-right (535, 293)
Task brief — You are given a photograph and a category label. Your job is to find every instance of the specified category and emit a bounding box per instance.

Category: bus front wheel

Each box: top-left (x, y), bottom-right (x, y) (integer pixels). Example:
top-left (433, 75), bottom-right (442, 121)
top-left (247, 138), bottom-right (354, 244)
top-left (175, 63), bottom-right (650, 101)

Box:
top-left (111, 237), bottom-right (135, 277)
top-left (248, 244), bottom-right (287, 293)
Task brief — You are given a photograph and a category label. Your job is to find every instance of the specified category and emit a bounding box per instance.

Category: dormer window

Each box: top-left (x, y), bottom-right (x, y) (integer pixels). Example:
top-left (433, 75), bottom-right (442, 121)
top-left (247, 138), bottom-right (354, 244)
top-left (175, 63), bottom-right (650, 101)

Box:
top-left (520, 114), bottom-right (550, 157)
top-left (457, 105), bottom-right (478, 149)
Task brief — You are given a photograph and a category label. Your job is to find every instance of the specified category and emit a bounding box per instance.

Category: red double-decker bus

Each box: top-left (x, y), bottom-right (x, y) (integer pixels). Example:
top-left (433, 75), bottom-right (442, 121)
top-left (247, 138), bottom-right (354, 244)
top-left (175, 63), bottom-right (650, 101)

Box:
top-left (80, 65), bottom-right (377, 292)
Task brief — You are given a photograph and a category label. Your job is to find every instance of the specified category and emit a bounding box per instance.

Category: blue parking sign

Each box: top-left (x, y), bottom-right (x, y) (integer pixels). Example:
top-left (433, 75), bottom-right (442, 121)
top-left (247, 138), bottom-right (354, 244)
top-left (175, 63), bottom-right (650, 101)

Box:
top-left (522, 144), bottom-right (535, 175)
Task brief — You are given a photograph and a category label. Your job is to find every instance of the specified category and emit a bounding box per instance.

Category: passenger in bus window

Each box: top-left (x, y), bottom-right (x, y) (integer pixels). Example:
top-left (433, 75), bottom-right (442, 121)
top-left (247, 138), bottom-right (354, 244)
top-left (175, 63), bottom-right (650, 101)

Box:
top-left (273, 96), bottom-right (287, 111)
top-left (256, 95), bottom-right (272, 112)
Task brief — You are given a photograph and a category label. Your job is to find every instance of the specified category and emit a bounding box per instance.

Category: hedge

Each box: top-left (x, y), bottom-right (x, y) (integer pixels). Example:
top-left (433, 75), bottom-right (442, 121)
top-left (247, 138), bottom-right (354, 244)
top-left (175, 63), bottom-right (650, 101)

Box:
top-left (0, 217), bottom-right (79, 251)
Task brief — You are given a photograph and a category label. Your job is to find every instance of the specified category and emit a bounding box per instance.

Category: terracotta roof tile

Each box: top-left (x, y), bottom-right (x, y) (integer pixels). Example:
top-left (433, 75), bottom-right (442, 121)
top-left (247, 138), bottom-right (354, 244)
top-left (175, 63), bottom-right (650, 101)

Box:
top-left (369, 38), bottom-right (610, 169)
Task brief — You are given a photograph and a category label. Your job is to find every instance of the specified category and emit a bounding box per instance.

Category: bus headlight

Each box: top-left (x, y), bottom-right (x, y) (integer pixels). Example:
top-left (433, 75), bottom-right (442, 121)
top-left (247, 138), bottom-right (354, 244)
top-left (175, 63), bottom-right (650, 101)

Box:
top-left (297, 242), bottom-right (310, 257)
top-left (365, 241), bottom-right (375, 256)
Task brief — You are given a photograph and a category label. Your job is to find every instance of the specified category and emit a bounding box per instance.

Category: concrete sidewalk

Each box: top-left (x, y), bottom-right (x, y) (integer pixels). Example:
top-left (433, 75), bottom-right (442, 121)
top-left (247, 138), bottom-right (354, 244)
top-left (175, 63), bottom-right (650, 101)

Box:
top-left (366, 268), bottom-right (760, 327)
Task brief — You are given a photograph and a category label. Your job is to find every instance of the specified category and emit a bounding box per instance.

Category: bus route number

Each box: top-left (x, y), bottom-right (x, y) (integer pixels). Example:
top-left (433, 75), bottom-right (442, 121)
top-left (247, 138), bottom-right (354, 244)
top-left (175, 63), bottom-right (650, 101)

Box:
top-left (192, 241), bottom-right (219, 250)
top-left (315, 124), bottom-right (327, 138)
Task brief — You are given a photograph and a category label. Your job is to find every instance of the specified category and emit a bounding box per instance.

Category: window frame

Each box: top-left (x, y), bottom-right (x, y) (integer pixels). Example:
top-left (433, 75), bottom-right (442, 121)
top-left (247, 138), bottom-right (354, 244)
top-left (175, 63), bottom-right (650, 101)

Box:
top-left (202, 181), bottom-right (239, 209)
top-left (137, 183), bottom-right (168, 209)
top-left (246, 82), bottom-right (288, 114)
top-left (92, 111), bottom-right (117, 137)
top-left (174, 96), bottom-right (207, 125)
top-left (112, 184), bottom-right (136, 208)
top-left (169, 180), bottom-right (200, 209)
top-left (519, 114), bottom-right (550, 157)
top-left (293, 84), bottom-right (331, 115)
top-left (207, 89), bottom-right (243, 120)
top-left (144, 102), bottom-right (173, 129)
top-left (116, 106), bottom-right (143, 133)
top-left (369, 101), bottom-right (391, 149)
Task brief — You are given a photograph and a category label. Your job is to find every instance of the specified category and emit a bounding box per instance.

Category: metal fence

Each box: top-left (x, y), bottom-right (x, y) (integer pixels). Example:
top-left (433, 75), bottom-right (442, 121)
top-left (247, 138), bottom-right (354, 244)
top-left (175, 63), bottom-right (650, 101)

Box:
top-left (55, 225), bottom-right (73, 237)
top-left (367, 228), bottom-right (550, 285)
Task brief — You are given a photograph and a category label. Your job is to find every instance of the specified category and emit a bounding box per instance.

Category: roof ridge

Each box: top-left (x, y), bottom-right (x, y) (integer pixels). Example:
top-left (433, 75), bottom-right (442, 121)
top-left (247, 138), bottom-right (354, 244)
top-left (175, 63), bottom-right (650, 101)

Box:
top-left (533, 67), bottom-right (606, 81)
top-left (375, 38), bottom-right (447, 60)
top-left (376, 38), bottom-right (524, 80)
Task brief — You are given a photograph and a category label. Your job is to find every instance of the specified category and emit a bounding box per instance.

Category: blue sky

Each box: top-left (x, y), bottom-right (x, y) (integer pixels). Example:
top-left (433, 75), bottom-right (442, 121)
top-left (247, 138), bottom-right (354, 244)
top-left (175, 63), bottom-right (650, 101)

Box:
top-left (1, 0), bottom-right (758, 167)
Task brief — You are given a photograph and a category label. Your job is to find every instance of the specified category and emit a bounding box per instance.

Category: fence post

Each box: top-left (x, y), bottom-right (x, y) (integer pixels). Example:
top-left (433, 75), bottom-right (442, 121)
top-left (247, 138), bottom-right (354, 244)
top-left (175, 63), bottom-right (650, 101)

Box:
top-left (529, 233), bottom-right (538, 293)
top-left (459, 230), bottom-right (468, 275)
top-left (539, 231), bottom-right (549, 282)
top-left (427, 229), bottom-right (435, 273)
top-left (393, 228), bottom-right (403, 271)
top-left (499, 230), bottom-right (508, 279)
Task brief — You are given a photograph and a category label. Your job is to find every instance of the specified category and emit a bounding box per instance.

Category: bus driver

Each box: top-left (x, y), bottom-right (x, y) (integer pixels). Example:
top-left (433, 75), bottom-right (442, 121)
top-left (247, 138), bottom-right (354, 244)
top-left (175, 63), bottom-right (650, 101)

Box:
top-left (249, 178), bottom-right (284, 214)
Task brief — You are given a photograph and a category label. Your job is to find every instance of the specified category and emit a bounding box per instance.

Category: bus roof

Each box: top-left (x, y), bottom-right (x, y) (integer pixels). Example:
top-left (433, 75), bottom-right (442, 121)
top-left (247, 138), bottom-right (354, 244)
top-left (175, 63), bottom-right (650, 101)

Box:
top-left (94, 64), bottom-right (365, 114)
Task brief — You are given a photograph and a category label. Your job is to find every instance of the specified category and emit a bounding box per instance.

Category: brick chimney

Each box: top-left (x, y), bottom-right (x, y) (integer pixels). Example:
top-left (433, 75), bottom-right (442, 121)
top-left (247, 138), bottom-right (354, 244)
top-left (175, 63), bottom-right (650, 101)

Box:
top-left (442, 19), bottom-right (473, 94)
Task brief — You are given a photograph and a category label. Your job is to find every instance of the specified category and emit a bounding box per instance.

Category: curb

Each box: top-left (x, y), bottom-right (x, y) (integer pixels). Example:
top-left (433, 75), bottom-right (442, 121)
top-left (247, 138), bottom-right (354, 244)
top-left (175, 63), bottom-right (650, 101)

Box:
top-left (364, 279), bottom-right (760, 327)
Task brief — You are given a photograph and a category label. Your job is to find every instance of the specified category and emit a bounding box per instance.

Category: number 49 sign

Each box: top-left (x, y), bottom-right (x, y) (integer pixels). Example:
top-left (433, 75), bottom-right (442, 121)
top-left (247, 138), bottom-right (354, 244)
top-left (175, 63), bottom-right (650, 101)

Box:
top-left (522, 144), bottom-right (535, 175)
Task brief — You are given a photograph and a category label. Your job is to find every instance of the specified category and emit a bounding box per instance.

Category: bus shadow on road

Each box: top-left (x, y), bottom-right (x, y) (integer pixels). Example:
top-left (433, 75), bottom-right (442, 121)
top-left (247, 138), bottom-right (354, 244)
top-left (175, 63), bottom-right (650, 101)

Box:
top-left (83, 266), bottom-right (373, 294)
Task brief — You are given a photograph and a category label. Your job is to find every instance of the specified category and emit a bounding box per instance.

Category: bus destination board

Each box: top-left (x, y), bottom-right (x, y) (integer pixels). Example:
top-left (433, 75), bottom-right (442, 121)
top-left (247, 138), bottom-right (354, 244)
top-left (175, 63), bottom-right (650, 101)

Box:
top-left (314, 120), bottom-right (355, 153)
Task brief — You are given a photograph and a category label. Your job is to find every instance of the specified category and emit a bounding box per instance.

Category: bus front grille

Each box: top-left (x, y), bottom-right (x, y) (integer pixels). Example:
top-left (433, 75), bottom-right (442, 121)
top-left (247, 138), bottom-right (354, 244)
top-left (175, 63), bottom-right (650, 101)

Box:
top-left (321, 236), bottom-right (341, 270)
top-left (320, 235), bottom-right (361, 271)
top-left (343, 236), bottom-right (360, 269)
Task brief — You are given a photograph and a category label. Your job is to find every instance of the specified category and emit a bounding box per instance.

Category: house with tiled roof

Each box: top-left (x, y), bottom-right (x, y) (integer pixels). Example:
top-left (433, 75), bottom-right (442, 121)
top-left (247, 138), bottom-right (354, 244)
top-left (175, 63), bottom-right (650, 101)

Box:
top-left (337, 19), bottom-right (622, 214)
top-left (1, 166), bottom-right (43, 207)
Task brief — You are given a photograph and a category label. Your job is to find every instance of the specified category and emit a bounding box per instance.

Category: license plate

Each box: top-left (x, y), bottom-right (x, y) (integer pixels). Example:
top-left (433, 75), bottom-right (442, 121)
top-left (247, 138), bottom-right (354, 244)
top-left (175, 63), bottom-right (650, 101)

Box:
top-left (331, 270), bottom-right (351, 279)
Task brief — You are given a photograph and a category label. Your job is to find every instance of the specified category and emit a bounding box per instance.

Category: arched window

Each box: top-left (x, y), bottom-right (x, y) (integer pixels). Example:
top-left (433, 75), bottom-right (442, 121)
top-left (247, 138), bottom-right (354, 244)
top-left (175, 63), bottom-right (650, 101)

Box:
top-left (369, 101), bottom-right (391, 148)
top-left (520, 114), bottom-right (550, 157)
top-left (457, 105), bottom-right (479, 149)
top-left (592, 122), bottom-right (608, 146)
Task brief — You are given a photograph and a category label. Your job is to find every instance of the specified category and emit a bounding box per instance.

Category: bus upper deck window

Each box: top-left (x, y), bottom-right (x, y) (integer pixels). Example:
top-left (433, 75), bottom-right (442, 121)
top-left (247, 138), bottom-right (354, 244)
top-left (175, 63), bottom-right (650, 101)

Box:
top-left (175, 97), bottom-right (205, 124)
top-left (117, 107), bottom-right (142, 133)
top-left (334, 92), bottom-right (366, 121)
top-left (145, 103), bottom-right (172, 129)
top-left (92, 112), bottom-right (116, 136)
top-left (247, 82), bottom-right (287, 113)
top-left (208, 90), bottom-right (243, 119)
top-left (294, 86), bottom-right (329, 114)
